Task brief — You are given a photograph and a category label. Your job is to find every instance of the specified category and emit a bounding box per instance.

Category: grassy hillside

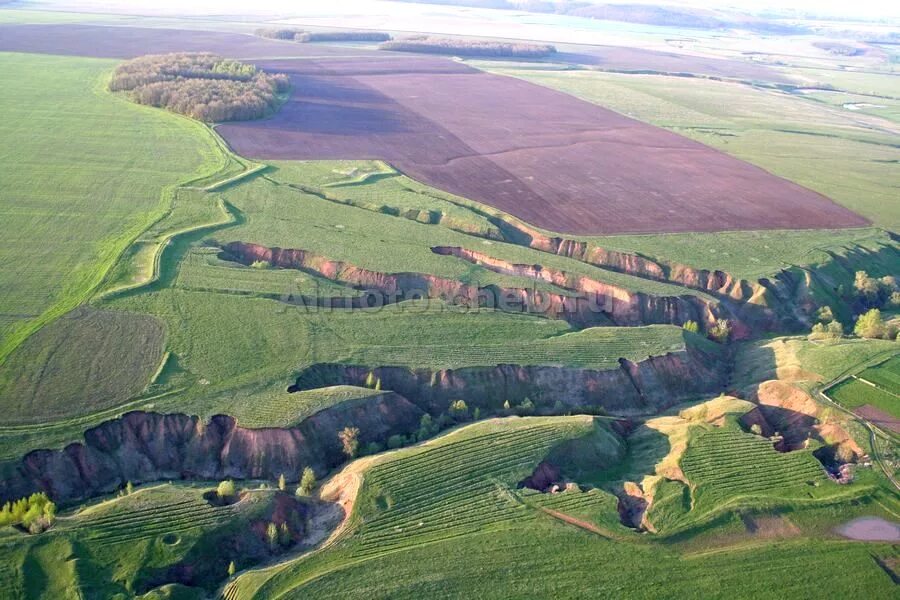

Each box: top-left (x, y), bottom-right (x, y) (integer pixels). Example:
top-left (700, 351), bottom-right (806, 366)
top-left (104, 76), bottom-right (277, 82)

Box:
top-left (0, 483), bottom-right (309, 598)
top-left (227, 416), bottom-right (899, 600)
top-left (0, 52), bottom-right (224, 365)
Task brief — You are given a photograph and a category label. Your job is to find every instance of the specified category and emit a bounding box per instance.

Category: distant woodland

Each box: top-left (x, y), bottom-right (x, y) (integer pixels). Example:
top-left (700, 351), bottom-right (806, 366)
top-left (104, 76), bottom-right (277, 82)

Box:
top-left (379, 36), bottom-right (557, 58)
top-left (109, 53), bottom-right (290, 122)
top-left (255, 28), bottom-right (392, 43)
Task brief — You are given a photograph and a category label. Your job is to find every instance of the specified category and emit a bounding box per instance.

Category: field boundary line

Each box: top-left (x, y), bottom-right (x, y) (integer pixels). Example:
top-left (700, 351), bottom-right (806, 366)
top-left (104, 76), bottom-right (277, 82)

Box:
top-left (96, 197), bottom-right (239, 301)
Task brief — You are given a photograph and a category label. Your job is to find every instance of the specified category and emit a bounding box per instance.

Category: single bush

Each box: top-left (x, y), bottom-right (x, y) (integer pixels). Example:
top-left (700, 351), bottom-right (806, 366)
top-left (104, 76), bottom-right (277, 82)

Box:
top-left (217, 479), bottom-right (236, 500)
top-left (299, 467), bottom-right (317, 496)
top-left (339, 426), bottom-right (360, 458)
top-left (854, 308), bottom-right (896, 340)
top-left (682, 320), bottom-right (700, 334)
top-left (708, 318), bottom-right (732, 343)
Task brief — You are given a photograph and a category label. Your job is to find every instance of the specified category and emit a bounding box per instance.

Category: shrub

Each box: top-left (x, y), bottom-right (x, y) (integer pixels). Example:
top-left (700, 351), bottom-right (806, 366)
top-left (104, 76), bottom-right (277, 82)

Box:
top-left (299, 467), bottom-right (317, 495)
top-left (387, 434), bottom-right (406, 449)
top-left (708, 319), bottom-right (732, 343)
top-left (266, 522), bottom-right (278, 551)
top-left (250, 260), bottom-right (269, 269)
top-left (339, 426), bottom-right (360, 459)
top-left (125, 481), bottom-right (134, 495)
top-left (854, 308), bottom-right (896, 340)
top-left (809, 320), bottom-right (843, 341)
top-left (379, 36), bottom-right (556, 58)
top-left (109, 53), bottom-right (290, 122)
top-left (854, 271), bottom-right (899, 309)
top-left (418, 414), bottom-right (435, 441)
top-left (682, 320), bottom-right (700, 334)
top-left (362, 441), bottom-right (383, 455)
top-left (0, 493), bottom-right (56, 534)
top-left (217, 479), bottom-right (236, 500)
top-left (449, 399), bottom-right (469, 420)
top-left (255, 28), bottom-right (391, 43)
top-left (517, 398), bottom-right (535, 416)
top-left (816, 306), bottom-right (835, 323)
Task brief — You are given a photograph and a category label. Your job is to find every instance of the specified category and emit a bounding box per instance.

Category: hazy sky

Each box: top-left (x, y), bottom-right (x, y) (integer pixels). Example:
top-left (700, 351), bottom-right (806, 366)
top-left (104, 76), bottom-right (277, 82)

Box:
top-left (19, 0), bottom-right (900, 21)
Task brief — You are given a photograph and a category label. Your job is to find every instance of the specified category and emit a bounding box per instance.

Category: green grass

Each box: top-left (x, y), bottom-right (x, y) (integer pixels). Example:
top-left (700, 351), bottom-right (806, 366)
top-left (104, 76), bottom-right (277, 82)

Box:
top-left (732, 336), bottom-right (899, 391)
top-left (0, 483), bottom-right (302, 598)
top-left (858, 356), bottom-right (900, 394)
top-left (227, 416), bottom-right (897, 600)
top-left (0, 307), bottom-right (166, 425)
top-left (206, 168), bottom-right (706, 300)
top-left (679, 419), bottom-right (844, 521)
top-left (483, 66), bottom-right (900, 235)
top-left (829, 378), bottom-right (900, 419)
top-left (0, 52), bottom-right (225, 366)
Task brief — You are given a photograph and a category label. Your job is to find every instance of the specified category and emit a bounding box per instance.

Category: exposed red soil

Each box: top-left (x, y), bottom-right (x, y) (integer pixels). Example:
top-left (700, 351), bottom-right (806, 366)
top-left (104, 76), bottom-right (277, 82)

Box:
top-left (854, 405), bottom-right (900, 434)
top-left (217, 56), bottom-right (868, 235)
top-left (0, 24), bottom-right (369, 59)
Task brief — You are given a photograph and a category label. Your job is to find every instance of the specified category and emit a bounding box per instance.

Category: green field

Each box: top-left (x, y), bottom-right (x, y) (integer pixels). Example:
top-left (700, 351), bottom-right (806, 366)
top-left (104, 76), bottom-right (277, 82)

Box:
top-left (0, 307), bottom-right (166, 425)
top-left (0, 22), bottom-right (898, 600)
top-left (858, 356), bottom-right (900, 394)
top-left (829, 378), bottom-right (900, 419)
top-left (0, 52), bottom-right (224, 365)
top-left (226, 416), bottom-right (898, 600)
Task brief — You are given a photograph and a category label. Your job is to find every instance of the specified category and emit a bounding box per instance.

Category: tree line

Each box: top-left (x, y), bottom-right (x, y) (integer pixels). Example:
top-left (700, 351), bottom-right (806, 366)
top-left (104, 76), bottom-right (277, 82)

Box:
top-left (378, 36), bottom-right (557, 58)
top-left (109, 53), bottom-right (290, 122)
top-left (255, 28), bottom-right (391, 43)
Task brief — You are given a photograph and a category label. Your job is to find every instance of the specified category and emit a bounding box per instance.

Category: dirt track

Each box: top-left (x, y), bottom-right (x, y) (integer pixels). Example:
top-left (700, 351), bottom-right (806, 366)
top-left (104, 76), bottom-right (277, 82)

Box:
top-left (218, 56), bottom-right (868, 235)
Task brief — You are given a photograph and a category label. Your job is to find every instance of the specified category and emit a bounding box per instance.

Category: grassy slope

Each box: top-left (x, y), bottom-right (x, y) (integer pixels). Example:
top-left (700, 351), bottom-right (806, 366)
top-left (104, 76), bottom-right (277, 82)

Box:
top-left (229, 416), bottom-right (898, 600)
top-left (0, 483), bottom-right (297, 598)
top-left (481, 66), bottom-right (898, 255)
top-left (0, 52), bottom-right (223, 365)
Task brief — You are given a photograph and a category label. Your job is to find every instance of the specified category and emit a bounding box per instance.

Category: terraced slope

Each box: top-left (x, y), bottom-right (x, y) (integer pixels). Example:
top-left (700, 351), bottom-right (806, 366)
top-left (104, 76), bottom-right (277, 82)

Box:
top-left (225, 416), bottom-right (898, 600)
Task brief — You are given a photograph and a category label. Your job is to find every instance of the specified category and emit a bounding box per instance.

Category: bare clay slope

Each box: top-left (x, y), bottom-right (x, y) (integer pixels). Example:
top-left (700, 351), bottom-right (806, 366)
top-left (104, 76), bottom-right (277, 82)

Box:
top-left (217, 57), bottom-right (868, 235)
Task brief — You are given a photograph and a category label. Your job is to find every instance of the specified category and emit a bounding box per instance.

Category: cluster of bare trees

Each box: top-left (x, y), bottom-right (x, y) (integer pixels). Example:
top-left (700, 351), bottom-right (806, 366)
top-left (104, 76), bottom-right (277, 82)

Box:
top-left (255, 28), bottom-right (391, 43)
top-left (379, 36), bottom-right (556, 58)
top-left (109, 53), bottom-right (290, 122)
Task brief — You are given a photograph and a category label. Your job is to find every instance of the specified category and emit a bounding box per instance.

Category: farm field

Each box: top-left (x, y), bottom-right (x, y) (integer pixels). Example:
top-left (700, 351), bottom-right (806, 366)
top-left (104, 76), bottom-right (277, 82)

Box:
top-left (484, 66), bottom-right (900, 230)
top-left (216, 55), bottom-right (868, 235)
top-left (829, 378), bottom-right (900, 422)
top-left (0, 6), bottom-right (898, 600)
top-left (858, 356), bottom-right (900, 395)
top-left (0, 52), bottom-right (223, 366)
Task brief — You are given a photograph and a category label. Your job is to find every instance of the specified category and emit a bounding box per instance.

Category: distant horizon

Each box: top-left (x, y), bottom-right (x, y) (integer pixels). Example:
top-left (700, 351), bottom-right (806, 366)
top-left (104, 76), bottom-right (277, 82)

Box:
top-left (13, 0), bottom-right (900, 23)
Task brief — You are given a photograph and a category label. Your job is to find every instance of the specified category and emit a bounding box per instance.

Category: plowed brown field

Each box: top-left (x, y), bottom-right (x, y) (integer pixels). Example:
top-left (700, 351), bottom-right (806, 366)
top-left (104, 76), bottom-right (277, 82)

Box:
top-left (218, 57), bottom-right (868, 234)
